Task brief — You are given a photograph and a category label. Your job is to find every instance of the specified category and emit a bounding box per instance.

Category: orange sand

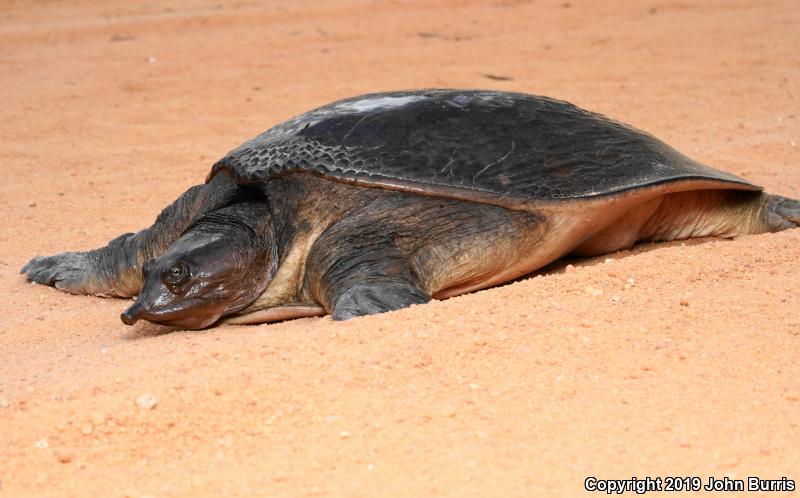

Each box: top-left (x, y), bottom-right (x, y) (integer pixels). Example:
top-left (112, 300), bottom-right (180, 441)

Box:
top-left (1, 1), bottom-right (798, 496)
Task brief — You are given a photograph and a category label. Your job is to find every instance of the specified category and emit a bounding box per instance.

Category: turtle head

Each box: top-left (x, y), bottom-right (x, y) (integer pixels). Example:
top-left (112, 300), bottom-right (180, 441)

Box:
top-left (121, 202), bottom-right (277, 330)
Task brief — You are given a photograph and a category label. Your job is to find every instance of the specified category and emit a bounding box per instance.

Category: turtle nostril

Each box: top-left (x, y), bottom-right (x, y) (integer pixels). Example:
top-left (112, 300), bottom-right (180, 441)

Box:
top-left (120, 301), bottom-right (146, 325)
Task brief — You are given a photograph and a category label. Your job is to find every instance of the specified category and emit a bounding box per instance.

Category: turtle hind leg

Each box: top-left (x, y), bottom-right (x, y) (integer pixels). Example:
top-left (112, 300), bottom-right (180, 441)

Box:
top-left (639, 190), bottom-right (799, 243)
top-left (572, 190), bottom-right (799, 257)
top-left (760, 194), bottom-right (800, 230)
top-left (21, 171), bottom-right (239, 297)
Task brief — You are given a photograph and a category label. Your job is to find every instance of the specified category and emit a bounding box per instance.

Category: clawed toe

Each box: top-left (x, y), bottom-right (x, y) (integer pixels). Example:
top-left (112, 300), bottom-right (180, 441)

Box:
top-left (21, 256), bottom-right (58, 285)
top-left (20, 252), bottom-right (98, 294)
top-left (774, 196), bottom-right (800, 225)
top-left (762, 195), bottom-right (800, 231)
top-left (331, 283), bottom-right (430, 321)
top-left (20, 255), bottom-right (48, 276)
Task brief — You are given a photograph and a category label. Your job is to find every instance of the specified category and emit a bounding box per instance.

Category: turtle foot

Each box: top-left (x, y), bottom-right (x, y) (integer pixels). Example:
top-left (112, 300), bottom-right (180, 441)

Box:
top-left (331, 282), bottom-right (430, 321)
top-left (763, 195), bottom-right (800, 231)
top-left (21, 251), bottom-right (103, 295)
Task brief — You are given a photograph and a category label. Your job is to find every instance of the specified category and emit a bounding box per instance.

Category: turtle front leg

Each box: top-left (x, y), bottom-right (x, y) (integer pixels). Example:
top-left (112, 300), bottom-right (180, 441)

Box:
top-left (22, 234), bottom-right (146, 297)
top-left (21, 171), bottom-right (238, 297)
top-left (307, 230), bottom-right (430, 321)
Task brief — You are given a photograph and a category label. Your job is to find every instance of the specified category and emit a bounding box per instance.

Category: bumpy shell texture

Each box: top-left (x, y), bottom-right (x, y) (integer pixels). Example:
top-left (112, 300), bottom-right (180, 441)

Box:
top-left (209, 89), bottom-right (758, 207)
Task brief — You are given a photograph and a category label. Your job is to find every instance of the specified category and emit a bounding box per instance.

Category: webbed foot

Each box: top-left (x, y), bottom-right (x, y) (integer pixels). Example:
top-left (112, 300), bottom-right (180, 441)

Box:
top-left (21, 251), bottom-right (104, 294)
top-left (763, 195), bottom-right (800, 230)
top-left (331, 282), bottom-right (430, 321)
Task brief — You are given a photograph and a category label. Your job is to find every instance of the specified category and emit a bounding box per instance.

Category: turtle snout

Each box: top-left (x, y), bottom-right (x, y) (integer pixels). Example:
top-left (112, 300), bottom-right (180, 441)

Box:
top-left (119, 292), bottom-right (225, 329)
top-left (120, 300), bottom-right (147, 326)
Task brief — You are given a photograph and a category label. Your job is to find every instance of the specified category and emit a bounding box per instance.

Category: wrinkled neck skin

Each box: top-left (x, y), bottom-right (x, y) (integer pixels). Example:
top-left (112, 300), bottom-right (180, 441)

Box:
top-left (192, 205), bottom-right (279, 314)
top-left (122, 201), bottom-right (278, 330)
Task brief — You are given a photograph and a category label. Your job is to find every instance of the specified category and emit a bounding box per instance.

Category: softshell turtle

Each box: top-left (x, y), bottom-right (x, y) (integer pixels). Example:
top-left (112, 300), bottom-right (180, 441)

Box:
top-left (22, 90), bottom-right (800, 329)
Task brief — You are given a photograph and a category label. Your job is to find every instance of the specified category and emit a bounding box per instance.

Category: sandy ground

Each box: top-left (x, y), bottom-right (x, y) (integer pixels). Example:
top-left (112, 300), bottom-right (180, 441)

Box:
top-left (1, 0), bottom-right (799, 496)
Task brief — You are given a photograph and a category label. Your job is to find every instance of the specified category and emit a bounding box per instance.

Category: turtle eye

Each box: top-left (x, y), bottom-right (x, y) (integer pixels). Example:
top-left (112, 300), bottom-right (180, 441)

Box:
top-left (162, 261), bottom-right (190, 290)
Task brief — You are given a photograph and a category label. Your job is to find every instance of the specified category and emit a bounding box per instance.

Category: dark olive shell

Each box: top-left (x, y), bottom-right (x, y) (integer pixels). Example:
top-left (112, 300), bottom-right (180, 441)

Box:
top-left (209, 90), bottom-right (758, 208)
